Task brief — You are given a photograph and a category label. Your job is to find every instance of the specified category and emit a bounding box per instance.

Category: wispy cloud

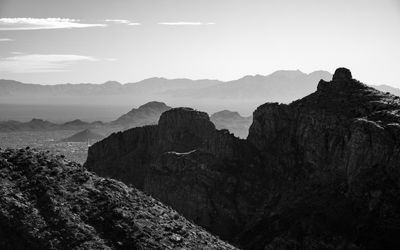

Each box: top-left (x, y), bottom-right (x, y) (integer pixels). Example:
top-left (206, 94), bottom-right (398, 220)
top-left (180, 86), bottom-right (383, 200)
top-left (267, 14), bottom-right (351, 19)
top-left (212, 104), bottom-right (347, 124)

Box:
top-left (0, 18), bottom-right (106, 31)
top-left (105, 19), bottom-right (140, 26)
top-left (158, 22), bottom-right (215, 26)
top-left (0, 38), bottom-right (13, 42)
top-left (0, 54), bottom-right (97, 73)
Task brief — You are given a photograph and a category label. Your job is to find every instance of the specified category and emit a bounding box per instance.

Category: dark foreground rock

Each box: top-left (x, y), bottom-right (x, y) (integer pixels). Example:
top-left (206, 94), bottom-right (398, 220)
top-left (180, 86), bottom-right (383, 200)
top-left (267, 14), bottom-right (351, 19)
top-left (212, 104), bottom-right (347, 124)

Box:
top-left (0, 148), bottom-right (237, 250)
top-left (86, 108), bottom-right (264, 241)
top-left (86, 68), bottom-right (400, 249)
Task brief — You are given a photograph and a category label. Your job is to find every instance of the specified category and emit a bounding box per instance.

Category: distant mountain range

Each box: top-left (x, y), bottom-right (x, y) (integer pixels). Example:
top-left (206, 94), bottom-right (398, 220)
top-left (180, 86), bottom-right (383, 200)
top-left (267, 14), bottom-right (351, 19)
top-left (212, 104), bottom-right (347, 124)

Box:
top-left (0, 101), bottom-right (253, 138)
top-left (0, 101), bottom-right (170, 133)
top-left (0, 118), bottom-right (103, 133)
top-left (1, 70), bottom-right (398, 120)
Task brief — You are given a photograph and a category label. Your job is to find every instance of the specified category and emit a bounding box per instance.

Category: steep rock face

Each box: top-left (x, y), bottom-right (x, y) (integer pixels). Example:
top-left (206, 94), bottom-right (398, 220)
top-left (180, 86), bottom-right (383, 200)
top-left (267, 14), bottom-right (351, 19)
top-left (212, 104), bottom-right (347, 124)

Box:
top-left (86, 108), bottom-right (266, 240)
top-left (244, 68), bottom-right (400, 249)
top-left (0, 148), bottom-right (236, 250)
top-left (86, 68), bottom-right (400, 249)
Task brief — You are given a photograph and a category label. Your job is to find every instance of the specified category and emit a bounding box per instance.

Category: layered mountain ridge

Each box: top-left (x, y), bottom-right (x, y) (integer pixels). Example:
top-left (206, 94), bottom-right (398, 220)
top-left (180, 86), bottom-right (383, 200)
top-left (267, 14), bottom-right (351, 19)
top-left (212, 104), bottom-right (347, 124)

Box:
top-left (210, 110), bottom-right (252, 138)
top-left (86, 68), bottom-right (400, 249)
top-left (0, 101), bottom-right (171, 133)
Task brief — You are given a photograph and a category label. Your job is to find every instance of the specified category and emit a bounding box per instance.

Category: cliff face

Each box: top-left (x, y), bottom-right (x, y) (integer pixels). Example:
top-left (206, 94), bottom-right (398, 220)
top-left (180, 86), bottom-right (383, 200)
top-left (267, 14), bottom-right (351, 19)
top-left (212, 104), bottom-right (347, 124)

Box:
top-left (0, 148), bottom-right (236, 250)
top-left (86, 108), bottom-right (265, 240)
top-left (244, 68), bottom-right (400, 249)
top-left (86, 68), bottom-right (400, 249)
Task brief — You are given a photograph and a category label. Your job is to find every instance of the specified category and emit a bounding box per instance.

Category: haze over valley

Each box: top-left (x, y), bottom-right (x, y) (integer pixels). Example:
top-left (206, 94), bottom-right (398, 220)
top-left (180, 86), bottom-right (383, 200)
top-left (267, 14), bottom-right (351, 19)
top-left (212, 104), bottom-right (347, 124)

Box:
top-left (1, 0), bottom-right (400, 249)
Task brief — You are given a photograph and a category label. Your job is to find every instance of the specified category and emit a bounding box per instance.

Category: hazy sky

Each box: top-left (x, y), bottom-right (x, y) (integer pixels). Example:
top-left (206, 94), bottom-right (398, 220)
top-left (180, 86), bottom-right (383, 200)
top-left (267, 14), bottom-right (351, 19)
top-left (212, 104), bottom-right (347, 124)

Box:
top-left (0, 0), bottom-right (399, 86)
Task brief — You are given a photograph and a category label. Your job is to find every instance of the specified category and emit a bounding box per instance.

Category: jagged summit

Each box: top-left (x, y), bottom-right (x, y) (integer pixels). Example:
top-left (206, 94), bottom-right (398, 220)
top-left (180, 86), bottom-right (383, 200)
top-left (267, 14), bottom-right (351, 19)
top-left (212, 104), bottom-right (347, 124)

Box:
top-left (332, 67), bottom-right (353, 81)
top-left (158, 107), bottom-right (212, 127)
top-left (306, 68), bottom-right (400, 123)
top-left (158, 108), bottom-right (216, 151)
top-left (317, 67), bottom-right (368, 93)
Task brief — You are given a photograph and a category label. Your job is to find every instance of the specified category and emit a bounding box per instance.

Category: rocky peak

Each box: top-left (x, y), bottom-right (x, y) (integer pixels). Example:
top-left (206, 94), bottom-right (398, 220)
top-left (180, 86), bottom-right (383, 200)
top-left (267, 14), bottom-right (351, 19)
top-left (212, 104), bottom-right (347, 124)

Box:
top-left (309, 67), bottom-right (400, 122)
top-left (86, 68), bottom-right (400, 249)
top-left (159, 108), bottom-right (214, 131)
top-left (158, 108), bottom-right (216, 151)
top-left (332, 67), bottom-right (352, 81)
top-left (317, 67), bottom-right (368, 94)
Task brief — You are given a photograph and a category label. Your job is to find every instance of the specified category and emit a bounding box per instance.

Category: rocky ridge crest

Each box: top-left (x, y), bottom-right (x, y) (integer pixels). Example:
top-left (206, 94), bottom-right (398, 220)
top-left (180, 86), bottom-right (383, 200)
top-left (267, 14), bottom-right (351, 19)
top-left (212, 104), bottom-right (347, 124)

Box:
top-left (86, 68), bottom-right (400, 249)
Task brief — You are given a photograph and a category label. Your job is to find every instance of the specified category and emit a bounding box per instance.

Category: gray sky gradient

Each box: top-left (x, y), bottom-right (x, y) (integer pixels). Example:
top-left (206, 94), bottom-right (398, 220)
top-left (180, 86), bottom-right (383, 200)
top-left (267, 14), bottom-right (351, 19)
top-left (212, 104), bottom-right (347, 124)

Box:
top-left (0, 0), bottom-right (399, 86)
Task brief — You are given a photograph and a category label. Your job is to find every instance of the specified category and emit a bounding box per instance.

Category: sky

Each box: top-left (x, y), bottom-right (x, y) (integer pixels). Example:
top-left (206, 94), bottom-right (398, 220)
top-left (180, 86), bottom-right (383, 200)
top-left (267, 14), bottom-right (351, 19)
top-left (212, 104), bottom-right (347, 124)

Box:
top-left (0, 0), bottom-right (399, 86)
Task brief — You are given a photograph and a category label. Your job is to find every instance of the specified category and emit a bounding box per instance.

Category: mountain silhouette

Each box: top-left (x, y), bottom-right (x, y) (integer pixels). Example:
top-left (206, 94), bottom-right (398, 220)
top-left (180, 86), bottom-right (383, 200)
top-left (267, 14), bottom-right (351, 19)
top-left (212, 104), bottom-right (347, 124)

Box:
top-left (86, 68), bottom-right (400, 249)
top-left (111, 101), bottom-right (172, 129)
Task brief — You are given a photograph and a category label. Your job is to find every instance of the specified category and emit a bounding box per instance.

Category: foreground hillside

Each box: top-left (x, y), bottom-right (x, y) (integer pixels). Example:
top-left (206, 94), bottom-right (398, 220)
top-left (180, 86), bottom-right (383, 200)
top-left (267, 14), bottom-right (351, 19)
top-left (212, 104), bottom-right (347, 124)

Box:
top-left (0, 148), bottom-right (236, 249)
top-left (86, 68), bottom-right (400, 249)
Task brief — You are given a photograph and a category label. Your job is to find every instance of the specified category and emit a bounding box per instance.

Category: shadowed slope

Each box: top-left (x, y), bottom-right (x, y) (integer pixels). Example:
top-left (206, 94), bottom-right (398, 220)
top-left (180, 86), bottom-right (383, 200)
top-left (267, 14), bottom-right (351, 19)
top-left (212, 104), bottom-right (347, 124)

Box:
top-left (86, 68), bottom-right (400, 249)
top-left (0, 148), bottom-right (237, 250)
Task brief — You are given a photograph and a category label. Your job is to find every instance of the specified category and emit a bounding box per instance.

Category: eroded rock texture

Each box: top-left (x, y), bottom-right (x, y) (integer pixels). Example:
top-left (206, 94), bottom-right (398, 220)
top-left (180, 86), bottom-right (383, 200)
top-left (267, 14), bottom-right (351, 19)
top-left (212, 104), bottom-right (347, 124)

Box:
top-left (86, 68), bottom-right (400, 249)
top-left (0, 148), bottom-right (237, 250)
top-left (86, 108), bottom-right (264, 241)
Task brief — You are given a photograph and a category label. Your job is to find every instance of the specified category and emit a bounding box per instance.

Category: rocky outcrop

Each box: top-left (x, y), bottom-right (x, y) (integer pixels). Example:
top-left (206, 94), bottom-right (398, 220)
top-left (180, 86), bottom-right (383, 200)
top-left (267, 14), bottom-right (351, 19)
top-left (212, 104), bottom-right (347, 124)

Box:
top-left (0, 148), bottom-right (236, 250)
top-left (86, 108), bottom-right (265, 240)
top-left (210, 110), bottom-right (252, 138)
top-left (244, 67), bottom-right (400, 249)
top-left (86, 68), bottom-right (400, 249)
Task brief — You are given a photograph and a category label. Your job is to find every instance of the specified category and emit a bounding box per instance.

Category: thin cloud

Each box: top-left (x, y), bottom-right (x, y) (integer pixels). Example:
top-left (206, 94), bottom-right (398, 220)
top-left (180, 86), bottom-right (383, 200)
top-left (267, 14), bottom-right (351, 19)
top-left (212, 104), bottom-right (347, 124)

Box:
top-left (0, 38), bottom-right (13, 41)
top-left (0, 18), bottom-right (106, 31)
top-left (158, 22), bottom-right (215, 26)
top-left (0, 54), bottom-right (97, 73)
top-left (105, 19), bottom-right (141, 26)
